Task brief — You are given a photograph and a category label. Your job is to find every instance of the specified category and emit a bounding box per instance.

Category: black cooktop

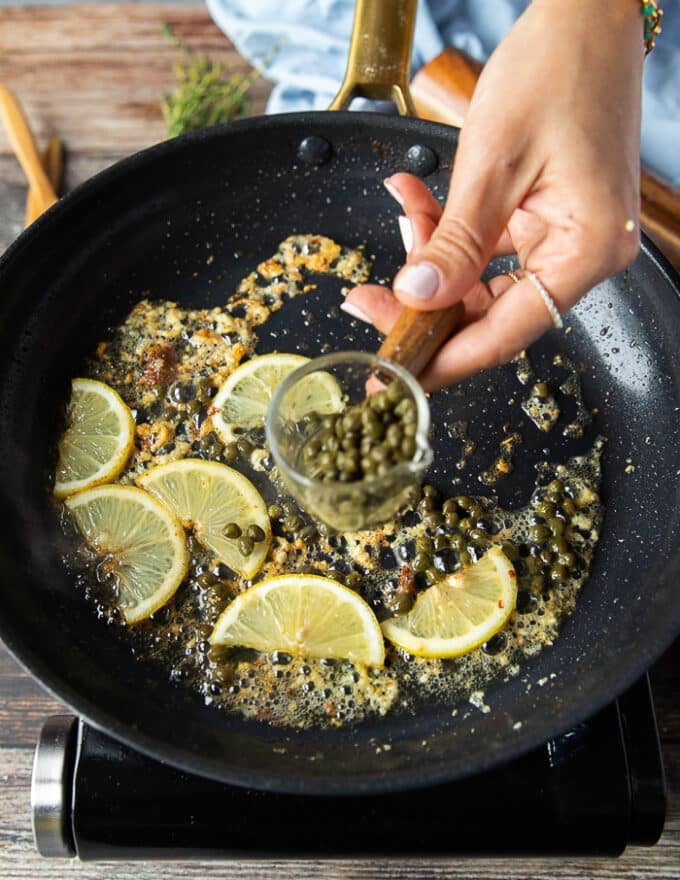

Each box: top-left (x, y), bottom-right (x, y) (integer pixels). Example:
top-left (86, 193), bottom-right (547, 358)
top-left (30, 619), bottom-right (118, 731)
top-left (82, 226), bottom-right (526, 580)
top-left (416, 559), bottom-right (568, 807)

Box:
top-left (31, 674), bottom-right (666, 861)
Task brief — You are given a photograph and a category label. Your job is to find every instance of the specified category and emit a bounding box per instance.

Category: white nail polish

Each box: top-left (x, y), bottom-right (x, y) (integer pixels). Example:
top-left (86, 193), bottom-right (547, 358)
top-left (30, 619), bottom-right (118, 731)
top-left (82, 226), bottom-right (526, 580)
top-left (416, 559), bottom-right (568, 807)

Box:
top-left (396, 262), bottom-right (440, 300)
top-left (340, 301), bottom-right (372, 324)
top-left (383, 179), bottom-right (405, 206)
top-left (398, 215), bottom-right (413, 253)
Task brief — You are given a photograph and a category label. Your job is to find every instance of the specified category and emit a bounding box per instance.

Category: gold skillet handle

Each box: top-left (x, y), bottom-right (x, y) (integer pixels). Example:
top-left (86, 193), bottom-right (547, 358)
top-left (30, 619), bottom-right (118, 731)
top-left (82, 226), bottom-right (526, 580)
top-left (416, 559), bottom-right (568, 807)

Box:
top-left (329, 0), bottom-right (417, 115)
top-left (330, 1), bottom-right (463, 377)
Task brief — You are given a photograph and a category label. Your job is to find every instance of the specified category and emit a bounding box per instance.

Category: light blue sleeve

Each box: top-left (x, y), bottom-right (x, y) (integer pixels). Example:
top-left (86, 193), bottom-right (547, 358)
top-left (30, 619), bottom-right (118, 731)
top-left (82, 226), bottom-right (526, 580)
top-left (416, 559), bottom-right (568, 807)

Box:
top-left (206, 0), bottom-right (680, 187)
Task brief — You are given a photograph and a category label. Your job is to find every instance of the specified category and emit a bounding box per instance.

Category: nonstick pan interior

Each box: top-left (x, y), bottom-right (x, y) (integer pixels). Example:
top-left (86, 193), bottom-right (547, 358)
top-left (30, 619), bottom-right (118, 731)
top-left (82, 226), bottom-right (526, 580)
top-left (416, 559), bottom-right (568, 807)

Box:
top-left (0, 113), bottom-right (678, 794)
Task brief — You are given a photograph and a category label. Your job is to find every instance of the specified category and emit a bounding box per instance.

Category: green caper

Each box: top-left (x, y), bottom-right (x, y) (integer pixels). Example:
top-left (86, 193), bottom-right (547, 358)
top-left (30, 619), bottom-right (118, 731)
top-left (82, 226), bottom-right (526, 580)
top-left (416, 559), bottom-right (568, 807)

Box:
top-left (547, 516), bottom-right (566, 536)
top-left (529, 524), bottom-right (550, 545)
top-left (223, 522), bottom-right (242, 539)
top-left (268, 504), bottom-right (283, 521)
top-left (386, 380), bottom-right (404, 404)
top-left (238, 537), bottom-right (254, 556)
top-left (458, 517), bottom-right (473, 533)
top-left (558, 551), bottom-right (577, 570)
top-left (549, 537), bottom-right (568, 556)
top-left (469, 528), bottom-right (488, 545)
top-left (444, 511), bottom-right (460, 529)
top-left (423, 512), bottom-right (443, 529)
top-left (433, 534), bottom-right (449, 552)
top-left (345, 571), bottom-right (362, 590)
top-left (199, 431), bottom-right (218, 450)
top-left (415, 535), bottom-right (434, 553)
top-left (534, 500), bottom-right (556, 520)
top-left (423, 567), bottom-right (440, 585)
top-left (224, 442), bottom-right (239, 461)
top-left (196, 572), bottom-right (217, 589)
top-left (298, 525), bottom-right (319, 542)
top-left (532, 382), bottom-right (550, 398)
top-left (442, 498), bottom-right (458, 515)
top-left (236, 437), bottom-right (253, 456)
top-left (401, 437), bottom-right (416, 458)
top-left (500, 541), bottom-right (519, 561)
top-left (549, 563), bottom-right (569, 585)
top-left (456, 496), bottom-right (473, 510)
top-left (562, 498), bottom-right (577, 517)
top-left (413, 552), bottom-right (431, 573)
top-left (539, 547), bottom-right (554, 565)
top-left (422, 484), bottom-right (439, 499)
top-left (185, 399), bottom-right (201, 415)
top-left (458, 550), bottom-right (472, 567)
top-left (449, 532), bottom-right (466, 551)
top-left (247, 524), bottom-right (266, 543)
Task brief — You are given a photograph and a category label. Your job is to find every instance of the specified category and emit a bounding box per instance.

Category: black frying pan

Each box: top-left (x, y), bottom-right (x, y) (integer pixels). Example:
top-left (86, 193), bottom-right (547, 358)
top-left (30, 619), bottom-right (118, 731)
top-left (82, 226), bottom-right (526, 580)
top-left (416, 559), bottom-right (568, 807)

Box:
top-left (0, 4), bottom-right (678, 797)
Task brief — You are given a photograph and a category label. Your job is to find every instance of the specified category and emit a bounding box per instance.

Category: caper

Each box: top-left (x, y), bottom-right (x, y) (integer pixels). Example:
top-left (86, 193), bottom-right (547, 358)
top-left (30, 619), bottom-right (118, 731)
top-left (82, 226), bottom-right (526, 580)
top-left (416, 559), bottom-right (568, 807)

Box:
top-left (386, 380), bottom-right (404, 404)
top-left (423, 567), bottom-right (440, 586)
top-left (547, 516), bottom-right (566, 536)
top-left (467, 502), bottom-right (483, 521)
top-left (223, 522), bottom-right (242, 539)
top-left (401, 437), bottom-right (416, 458)
top-left (422, 484), bottom-right (438, 499)
top-left (444, 511), bottom-right (460, 529)
top-left (199, 431), bottom-right (218, 450)
top-left (423, 512), bottom-right (443, 528)
top-left (185, 399), bottom-right (201, 415)
top-left (450, 532), bottom-right (466, 551)
top-left (345, 571), bottom-right (362, 590)
top-left (539, 547), bottom-right (554, 565)
top-left (238, 537), bottom-right (254, 556)
top-left (529, 524), bottom-right (550, 545)
top-left (532, 382), bottom-right (550, 398)
top-left (458, 550), bottom-right (472, 567)
top-left (223, 442), bottom-right (239, 461)
top-left (413, 553), bottom-right (431, 573)
top-left (236, 437), bottom-right (253, 456)
top-left (415, 536), bottom-right (434, 553)
top-left (500, 541), bottom-right (519, 561)
top-left (298, 525), bottom-right (319, 543)
top-left (282, 502), bottom-right (298, 517)
top-left (549, 537), bottom-right (568, 556)
top-left (562, 498), bottom-right (577, 517)
top-left (456, 496), bottom-right (473, 510)
top-left (268, 504), bottom-right (283, 521)
top-left (469, 528), bottom-right (488, 544)
top-left (458, 517), bottom-right (473, 533)
top-left (549, 563), bottom-right (569, 585)
top-left (433, 534), bottom-right (449, 552)
top-left (196, 572), bottom-right (217, 589)
top-left (558, 551), bottom-right (577, 570)
top-left (442, 498), bottom-right (458, 515)
top-left (247, 524), bottom-right (266, 543)
top-left (534, 500), bottom-right (556, 520)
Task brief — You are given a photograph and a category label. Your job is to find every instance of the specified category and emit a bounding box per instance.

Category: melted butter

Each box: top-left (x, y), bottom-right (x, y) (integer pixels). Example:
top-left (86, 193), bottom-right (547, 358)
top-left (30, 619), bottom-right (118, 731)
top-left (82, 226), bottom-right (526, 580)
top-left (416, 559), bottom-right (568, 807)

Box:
top-left (57, 235), bottom-right (605, 730)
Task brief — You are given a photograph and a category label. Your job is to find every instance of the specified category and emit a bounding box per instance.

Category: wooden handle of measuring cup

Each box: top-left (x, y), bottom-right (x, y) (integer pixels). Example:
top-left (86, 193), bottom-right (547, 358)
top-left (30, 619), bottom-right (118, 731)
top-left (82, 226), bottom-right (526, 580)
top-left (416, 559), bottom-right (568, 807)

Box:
top-left (377, 302), bottom-right (464, 377)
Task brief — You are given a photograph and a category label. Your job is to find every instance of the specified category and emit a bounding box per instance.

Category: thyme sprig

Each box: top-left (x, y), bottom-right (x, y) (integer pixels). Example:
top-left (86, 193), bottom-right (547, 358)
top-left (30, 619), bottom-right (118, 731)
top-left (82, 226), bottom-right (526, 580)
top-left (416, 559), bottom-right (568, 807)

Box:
top-left (161, 23), bottom-right (266, 138)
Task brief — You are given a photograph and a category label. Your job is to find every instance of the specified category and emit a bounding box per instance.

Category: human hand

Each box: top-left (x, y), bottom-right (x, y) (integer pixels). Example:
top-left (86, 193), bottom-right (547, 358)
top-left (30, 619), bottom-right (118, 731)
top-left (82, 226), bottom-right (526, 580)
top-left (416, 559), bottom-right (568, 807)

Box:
top-left (344, 0), bottom-right (645, 392)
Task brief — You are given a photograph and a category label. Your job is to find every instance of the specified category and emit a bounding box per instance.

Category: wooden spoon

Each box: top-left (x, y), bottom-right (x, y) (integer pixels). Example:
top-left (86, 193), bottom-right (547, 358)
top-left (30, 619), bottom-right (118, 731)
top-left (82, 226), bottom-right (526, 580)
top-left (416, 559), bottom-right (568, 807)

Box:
top-left (0, 84), bottom-right (58, 218)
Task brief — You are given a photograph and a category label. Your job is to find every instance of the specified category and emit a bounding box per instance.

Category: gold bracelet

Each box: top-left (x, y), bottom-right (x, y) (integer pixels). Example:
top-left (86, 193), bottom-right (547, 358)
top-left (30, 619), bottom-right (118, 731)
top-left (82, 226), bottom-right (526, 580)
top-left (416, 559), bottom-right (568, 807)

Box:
top-left (641, 1), bottom-right (663, 54)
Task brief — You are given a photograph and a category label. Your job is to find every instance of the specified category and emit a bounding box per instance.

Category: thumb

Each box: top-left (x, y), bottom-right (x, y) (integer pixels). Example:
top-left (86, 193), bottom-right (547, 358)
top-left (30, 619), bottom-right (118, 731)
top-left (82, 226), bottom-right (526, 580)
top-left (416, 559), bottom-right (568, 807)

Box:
top-left (393, 143), bottom-right (526, 312)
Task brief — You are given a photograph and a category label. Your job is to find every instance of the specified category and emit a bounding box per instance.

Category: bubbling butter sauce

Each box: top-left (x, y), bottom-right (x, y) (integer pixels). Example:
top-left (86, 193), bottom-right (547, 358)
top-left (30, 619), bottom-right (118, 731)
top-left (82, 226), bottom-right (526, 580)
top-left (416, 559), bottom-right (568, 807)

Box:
top-left (57, 234), bottom-right (604, 730)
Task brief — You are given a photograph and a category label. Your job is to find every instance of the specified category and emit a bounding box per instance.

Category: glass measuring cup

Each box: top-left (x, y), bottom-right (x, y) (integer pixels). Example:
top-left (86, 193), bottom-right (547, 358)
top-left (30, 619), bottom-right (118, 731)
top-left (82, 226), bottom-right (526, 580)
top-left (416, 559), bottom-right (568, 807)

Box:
top-left (265, 352), bottom-right (432, 532)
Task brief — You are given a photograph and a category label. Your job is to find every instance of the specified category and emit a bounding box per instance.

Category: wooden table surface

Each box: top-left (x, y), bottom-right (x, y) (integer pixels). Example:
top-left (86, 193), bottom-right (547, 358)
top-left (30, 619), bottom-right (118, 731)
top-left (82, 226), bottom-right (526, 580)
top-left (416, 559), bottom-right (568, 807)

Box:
top-left (0, 4), bottom-right (678, 877)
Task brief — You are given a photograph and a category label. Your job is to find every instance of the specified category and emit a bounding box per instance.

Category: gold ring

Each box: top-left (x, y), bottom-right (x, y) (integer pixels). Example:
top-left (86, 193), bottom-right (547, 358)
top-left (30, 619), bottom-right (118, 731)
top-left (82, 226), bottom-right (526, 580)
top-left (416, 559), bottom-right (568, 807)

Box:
top-left (505, 270), bottom-right (521, 284)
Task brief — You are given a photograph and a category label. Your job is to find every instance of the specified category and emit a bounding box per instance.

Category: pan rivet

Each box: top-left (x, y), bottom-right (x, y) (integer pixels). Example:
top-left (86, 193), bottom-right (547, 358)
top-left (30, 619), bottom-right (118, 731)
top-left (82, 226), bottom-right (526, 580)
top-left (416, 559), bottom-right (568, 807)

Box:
top-left (405, 144), bottom-right (438, 177)
top-left (297, 135), bottom-right (332, 166)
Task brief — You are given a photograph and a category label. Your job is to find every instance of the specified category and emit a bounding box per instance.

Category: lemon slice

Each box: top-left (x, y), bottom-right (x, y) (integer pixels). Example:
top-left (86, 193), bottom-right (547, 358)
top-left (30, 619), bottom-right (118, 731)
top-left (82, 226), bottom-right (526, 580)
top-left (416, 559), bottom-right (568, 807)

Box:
top-left (65, 485), bottom-right (189, 624)
top-left (381, 546), bottom-right (517, 659)
top-left (54, 378), bottom-right (135, 498)
top-left (138, 459), bottom-right (271, 579)
top-left (211, 353), bottom-right (344, 442)
top-left (210, 574), bottom-right (385, 666)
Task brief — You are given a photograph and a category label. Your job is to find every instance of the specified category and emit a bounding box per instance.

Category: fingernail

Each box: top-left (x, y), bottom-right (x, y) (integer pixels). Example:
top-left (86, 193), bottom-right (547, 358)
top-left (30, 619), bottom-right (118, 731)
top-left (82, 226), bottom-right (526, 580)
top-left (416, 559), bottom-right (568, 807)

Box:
top-left (397, 214), bottom-right (413, 254)
top-left (340, 301), bottom-right (372, 323)
top-left (383, 178), bottom-right (404, 206)
top-left (396, 262), bottom-right (440, 300)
